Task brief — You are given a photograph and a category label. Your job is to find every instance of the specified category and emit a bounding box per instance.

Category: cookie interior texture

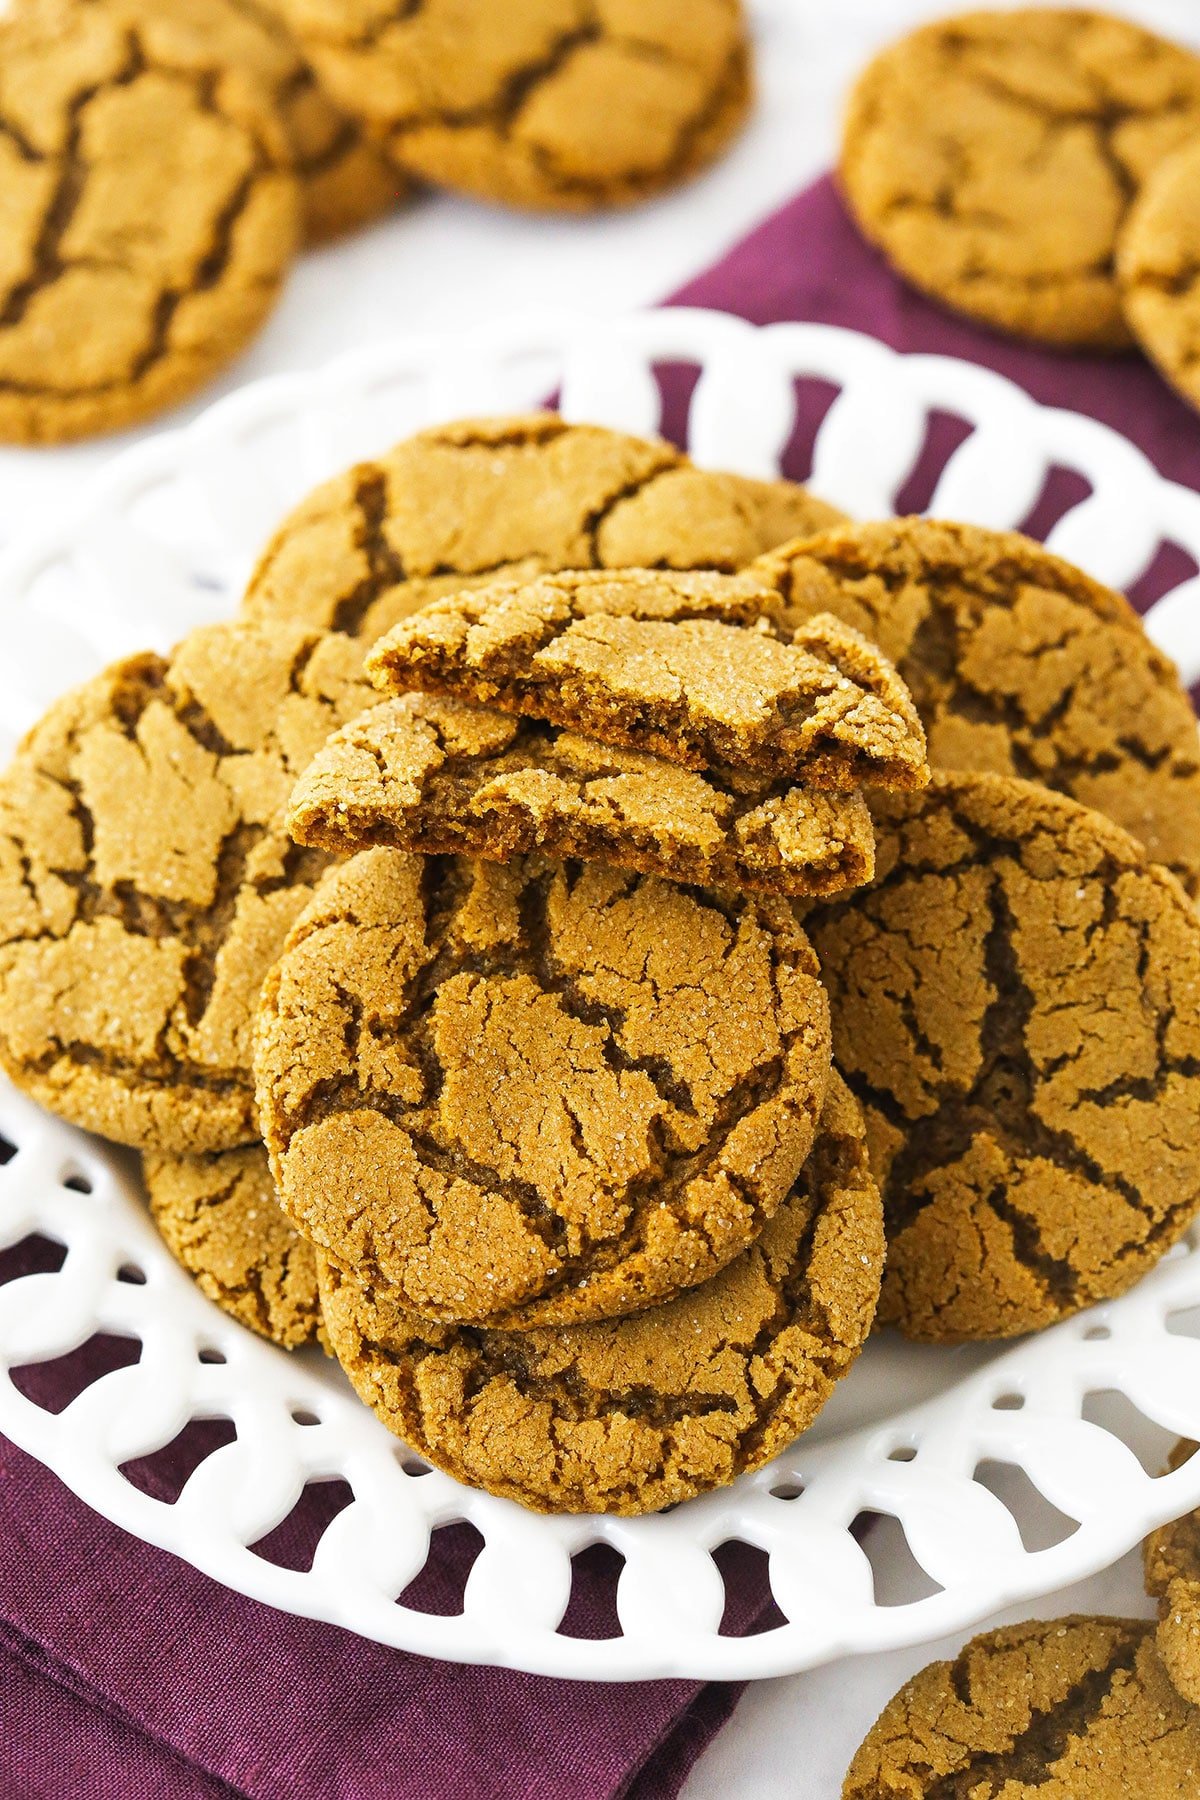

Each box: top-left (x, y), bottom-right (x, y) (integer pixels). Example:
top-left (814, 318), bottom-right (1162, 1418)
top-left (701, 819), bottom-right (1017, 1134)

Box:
top-left (0, 621), bottom-right (372, 1152)
top-left (365, 568), bottom-right (929, 790)
top-left (270, 0), bottom-right (752, 212)
top-left (839, 8), bottom-right (1200, 348)
top-left (755, 516), bottom-right (1200, 894)
top-left (0, 0), bottom-right (300, 443)
top-left (843, 1615), bottom-right (1200, 1798)
top-left (143, 1143), bottom-right (321, 1348)
top-left (807, 770), bottom-right (1200, 1342)
top-left (240, 412), bottom-right (846, 640)
top-left (319, 1072), bottom-right (882, 1514)
top-left (286, 692), bottom-right (877, 899)
top-left (254, 847), bottom-right (832, 1328)
top-left (1118, 136), bottom-right (1200, 415)
top-left (1144, 1439), bottom-right (1200, 1707)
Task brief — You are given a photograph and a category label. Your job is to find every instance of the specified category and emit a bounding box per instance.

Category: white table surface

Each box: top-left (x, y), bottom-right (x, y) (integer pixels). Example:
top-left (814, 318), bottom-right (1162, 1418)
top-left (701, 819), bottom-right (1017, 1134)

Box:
top-left (3, 2), bottom-right (1199, 1793)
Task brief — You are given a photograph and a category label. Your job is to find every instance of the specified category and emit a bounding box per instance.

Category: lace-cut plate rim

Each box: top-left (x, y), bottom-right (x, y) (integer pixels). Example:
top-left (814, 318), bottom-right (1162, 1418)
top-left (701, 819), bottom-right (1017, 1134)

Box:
top-left (1, 309), bottom-right (1200, 1681)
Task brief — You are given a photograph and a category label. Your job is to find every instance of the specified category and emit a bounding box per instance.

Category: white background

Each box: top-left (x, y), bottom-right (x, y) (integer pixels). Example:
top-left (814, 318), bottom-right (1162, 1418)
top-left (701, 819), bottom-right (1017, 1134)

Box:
top-left (3, 2), bottom-right (1200, 1793)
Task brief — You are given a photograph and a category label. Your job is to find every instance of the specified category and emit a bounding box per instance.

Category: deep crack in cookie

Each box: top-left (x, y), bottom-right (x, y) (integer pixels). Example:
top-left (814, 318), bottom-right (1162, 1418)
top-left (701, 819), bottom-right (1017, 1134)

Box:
top-left (807, 771), bottom-right (1200, 1343)
top-left (254, 847), bottom-right (832, 1327)
top-left (319, 1072), bottom-right (882, 1514)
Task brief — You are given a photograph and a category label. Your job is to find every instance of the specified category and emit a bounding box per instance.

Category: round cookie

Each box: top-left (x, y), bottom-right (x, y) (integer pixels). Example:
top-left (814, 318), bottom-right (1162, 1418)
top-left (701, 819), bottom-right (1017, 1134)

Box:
top-left (840, 10), bottom-right (1200, 349)
top-left (0, 619), bottom-right (373, 1153)
top-left (1144, 1440), bottom-right (1200, 1707)
top-left (107, 0), bottom-right (402, 245)
top-left (272, 0), bottom-right (751, 213)
top-left (240, 412), bottom-right (846, 641)
top-left (0, 0), bottom-right (301, 444)
top-left (143, 1144), bottom-right (320, 1348)
top-left (844, 1616), bottom-right (1200, 1798)
top-left (1119, 138), bottom-right (1200, 416)
top-left (254, 847), bottom-right (832, 1328)
top-left (756, 518), bottom-right (1200, 894)
top-left (319, 1073), bottom-right (883, 1515)
top-left (806, 771), bottom-right (1200, 1343)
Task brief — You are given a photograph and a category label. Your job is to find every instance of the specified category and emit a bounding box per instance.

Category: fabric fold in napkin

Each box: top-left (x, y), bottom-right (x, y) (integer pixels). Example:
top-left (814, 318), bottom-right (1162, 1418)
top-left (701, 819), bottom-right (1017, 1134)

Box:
top-left (2, 171), bottom-right (1198, 1800)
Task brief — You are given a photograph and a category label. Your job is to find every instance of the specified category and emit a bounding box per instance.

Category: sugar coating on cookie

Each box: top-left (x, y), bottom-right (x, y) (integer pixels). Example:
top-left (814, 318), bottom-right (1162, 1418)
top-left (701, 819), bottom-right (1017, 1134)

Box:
top-left (287, 692), bottom-right (876, 900)
top-left (0, 0), bottom-right (301, 443)
top-left (840, 9), bottom-right (1200, 349)
top-left (756, 517), bottom-right (1200, 894)
top-left (367, 568), bottom-right (929, 790)
top-left (807, 771), bottom-right (1200, 1343)
top-left (1144, 1440), bottom-right (1200, 1707)
top-left (319, 1073), bottom-right (882, 1513)
top-left (143, 1143), bottom-right (321, 1348)
top-left (1119, 138), bottom-right (1200, 415)
top-left (272, 0), bottom-right (752, 212)
top-left (240, 413), bottom-right (845, 641)
top-left (844, 1616), bottom-right (1200, 1798)
top-left (254, 848), bottom-right (832, 1327)
top-left (0, 621), bottom-right (373, 1153)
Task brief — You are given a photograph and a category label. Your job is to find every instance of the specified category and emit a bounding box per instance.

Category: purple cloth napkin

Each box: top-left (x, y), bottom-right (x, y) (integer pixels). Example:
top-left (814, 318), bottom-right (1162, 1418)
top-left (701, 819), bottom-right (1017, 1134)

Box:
top-left (3, 172), bottom-right (1199, 1800)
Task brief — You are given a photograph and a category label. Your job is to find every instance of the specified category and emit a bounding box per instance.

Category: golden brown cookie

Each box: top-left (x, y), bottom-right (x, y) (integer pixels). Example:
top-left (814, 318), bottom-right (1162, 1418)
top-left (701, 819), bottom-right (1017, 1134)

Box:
top-left (319, 1073), bottom-right (882, 1514)
top-left (0, 620), bottom-right (372, 1153)
top-left (366, 569), bottom-right (929, 791)
top-left (0, 0), bottom-right (301, 443)
top-left (287, 692), bottom-right (876, 900)
top-left (143, 1143), bottom-right (320, 1348)
top-left (807, 771), bottom-right (1200, 1343)
top-left (239, 413), bottom-right (846, 641)
top-left (272, 0), bottom-right (751, 212)
top-left (840, 10), bottom-right (1200, 349)
top-left (843, 1616), bottom-right (1200, 1799)
top-left (756, 518), bottom-right (1200, 895)
top-left (1144, 1441), bottom-right (1200, 1707)
top-left (254, 847), bottom-right (832, 1328)
top-left (1119, 138), bottom-right (1200, 416)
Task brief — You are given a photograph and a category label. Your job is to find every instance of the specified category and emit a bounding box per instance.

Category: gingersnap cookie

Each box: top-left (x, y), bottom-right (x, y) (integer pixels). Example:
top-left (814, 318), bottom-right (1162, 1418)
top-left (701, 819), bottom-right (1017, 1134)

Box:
top-left (0, 619), bottom-right (373, 1153)
top-left (806, 771), bottom-right (1200, 1344)
top-left (287, 693), bottom-right (876, 900)
top-left (366, 569), bottom-right (928, 791)
top-left (254, 847), bottom-right (832, 1328)
top-left (319, 1073), bottom-right (882, 1514)
top-left (143, 1144), bottom-right (320, 1348)
top-left (840, 10), bottom-right (1200, 349)
top-left (756, 518), bottom-right (1200, 894)
top-left (1143, 1441), bottom-right (1200, 1707)
top-left (844, 1616), bottom-right (1200, 1798)
top-left (271, 0), bottom-right (751, 213)
top-left (240, 413), bottom-right (845, 641)
top-left (0, 0), bottom-right (300, 444)
top-left (1119, 138), bottom-right (1200, 416)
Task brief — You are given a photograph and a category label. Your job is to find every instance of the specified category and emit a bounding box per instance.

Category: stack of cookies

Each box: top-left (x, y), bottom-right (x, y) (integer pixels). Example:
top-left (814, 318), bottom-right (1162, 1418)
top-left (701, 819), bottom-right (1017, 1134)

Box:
top-left (839, 7), bottom-right (1200, 416)
top-left (4, 410), bottom-right (1200, 1520)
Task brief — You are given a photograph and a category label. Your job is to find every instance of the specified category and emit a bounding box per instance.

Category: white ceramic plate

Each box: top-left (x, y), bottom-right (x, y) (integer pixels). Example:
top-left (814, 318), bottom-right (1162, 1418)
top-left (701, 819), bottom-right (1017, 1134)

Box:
top-left (3, 307), bottom-right (1200, 1682)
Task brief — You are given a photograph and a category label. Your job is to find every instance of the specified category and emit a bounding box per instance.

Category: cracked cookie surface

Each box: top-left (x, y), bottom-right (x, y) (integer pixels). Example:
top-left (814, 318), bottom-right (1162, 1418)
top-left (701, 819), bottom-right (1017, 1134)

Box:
top-left (1143, 1440), bottom-right (1200, 1707)
top-left (254, 847), bottom-right (832, 1327)
top-left (272, 0), bottom-right (751, 212)
top-left (844, 1615), bottom-right (1200, 1798)
top-left (806, 771), bottom-right (1200, 1343)
top-left (0, 618), bottom-right (374, 1152)
top-left (756, 518), bottom-right (1200, 894)
top-left (0, 0), bottom-right (301, 443)
top-left (319, 1072), bottom-right (882, 1514)
top-left (367, 568), bottom-right (928, 790)
top-left (287, 692), bottom-right (876, 899)
top-left (1119, 137), bottom-right (1200, 416)
top-left (239, 412), bottom-right (846, 641)
top-left (839, 9), bottom-right (1200, 348)
top-left (143, 1143), bottom-right (321, 1347)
